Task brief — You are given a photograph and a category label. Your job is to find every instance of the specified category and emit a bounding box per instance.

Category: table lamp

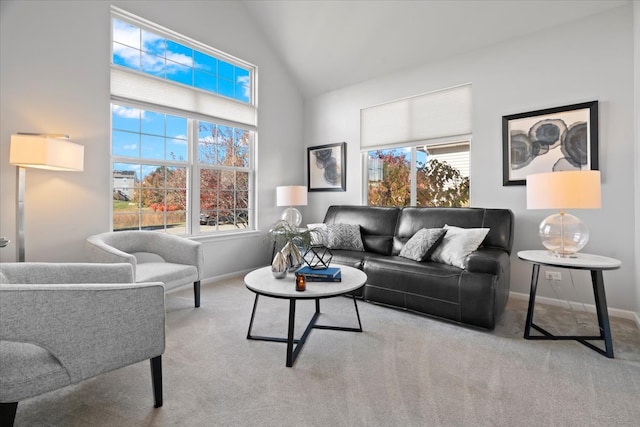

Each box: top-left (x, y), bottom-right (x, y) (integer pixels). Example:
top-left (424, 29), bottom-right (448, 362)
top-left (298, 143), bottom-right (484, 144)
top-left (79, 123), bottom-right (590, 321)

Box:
top-left (9, 133), bottom-right (84, 262)
top-left (276, 185), bottom-right (307, 227)
top-left (526, 170), bottom-right (601, 257)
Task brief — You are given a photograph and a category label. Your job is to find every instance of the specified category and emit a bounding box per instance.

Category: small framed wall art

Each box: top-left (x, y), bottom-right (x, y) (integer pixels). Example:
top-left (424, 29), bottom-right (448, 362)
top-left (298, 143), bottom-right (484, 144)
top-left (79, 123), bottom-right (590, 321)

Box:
top-left (307, 142), bottom-right (346, 192)
top-left (502, 101), bottom-right (598, 186)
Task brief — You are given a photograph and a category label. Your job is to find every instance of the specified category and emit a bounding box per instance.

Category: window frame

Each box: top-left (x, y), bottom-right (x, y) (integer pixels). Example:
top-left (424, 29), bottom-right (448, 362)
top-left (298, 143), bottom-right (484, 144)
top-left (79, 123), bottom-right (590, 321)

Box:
top-left (363, 138), bottom-right (471, 207)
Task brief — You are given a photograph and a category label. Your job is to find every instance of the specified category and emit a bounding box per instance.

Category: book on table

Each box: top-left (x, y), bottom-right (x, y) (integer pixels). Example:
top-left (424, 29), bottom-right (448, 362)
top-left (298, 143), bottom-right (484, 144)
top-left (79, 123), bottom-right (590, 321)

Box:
top-left (295, 266), bottom-right (342, 282)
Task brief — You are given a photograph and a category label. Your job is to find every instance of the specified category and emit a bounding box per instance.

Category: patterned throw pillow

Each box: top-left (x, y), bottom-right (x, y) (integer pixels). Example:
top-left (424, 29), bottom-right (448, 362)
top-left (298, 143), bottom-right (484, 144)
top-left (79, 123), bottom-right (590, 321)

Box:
top-left (326, 223), bottom-right (365, 251)
top-left (430, 224), bottom-right (489, 269)
top-left (399, 228), bottom-right (447, 262)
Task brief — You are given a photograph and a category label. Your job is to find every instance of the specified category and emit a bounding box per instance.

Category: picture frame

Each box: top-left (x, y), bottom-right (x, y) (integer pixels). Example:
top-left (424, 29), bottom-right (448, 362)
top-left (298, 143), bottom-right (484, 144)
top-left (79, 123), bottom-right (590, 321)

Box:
top-left (502, 101), bottom-right (598, 186)
top-left (307, 142), bottom-right (346, 192)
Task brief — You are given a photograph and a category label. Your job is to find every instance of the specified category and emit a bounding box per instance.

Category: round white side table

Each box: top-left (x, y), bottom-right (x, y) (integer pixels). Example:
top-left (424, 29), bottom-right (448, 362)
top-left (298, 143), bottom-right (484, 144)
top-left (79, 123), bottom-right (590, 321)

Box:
top-left (518, 250), bottom-right (621, 358)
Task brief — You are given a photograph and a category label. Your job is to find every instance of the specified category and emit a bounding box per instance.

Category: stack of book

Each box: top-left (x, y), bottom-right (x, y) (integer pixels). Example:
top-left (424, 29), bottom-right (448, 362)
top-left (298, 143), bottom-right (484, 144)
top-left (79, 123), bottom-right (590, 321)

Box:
top-left (295, 266), bottom-right (341, 282)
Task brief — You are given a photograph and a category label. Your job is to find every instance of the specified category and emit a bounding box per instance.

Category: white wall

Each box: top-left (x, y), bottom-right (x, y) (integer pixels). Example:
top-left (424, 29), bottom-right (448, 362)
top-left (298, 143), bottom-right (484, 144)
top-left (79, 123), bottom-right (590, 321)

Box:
top-left (304, 5), bottom-right (638, 314)
top-left (0, 1), bottom-right (304, 277)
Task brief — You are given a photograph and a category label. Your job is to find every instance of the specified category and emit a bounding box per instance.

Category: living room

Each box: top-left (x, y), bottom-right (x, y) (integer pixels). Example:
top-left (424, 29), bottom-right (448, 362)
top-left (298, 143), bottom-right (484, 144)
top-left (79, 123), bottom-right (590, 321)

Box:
top-left (1, 0), bottom-right (639, 425)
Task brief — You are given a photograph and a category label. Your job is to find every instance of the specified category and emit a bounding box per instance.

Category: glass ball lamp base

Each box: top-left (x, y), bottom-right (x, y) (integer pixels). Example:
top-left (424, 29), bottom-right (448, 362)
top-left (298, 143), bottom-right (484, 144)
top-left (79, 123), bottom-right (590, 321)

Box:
top-left (539, 212), bottom-right (589, 258)
top-left (281, 207), bottom-right (302, 227)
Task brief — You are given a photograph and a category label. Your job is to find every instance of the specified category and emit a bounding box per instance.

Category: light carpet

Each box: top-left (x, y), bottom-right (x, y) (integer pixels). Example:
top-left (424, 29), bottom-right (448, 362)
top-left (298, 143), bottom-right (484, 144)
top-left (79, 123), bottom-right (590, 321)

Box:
top-left (14, 274), bottom-right (640, 426)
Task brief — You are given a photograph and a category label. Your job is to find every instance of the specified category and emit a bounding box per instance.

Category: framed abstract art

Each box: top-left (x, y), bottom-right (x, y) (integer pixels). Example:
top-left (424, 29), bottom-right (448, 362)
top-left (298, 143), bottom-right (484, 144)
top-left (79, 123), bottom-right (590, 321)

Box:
top-left (502, 101), bottom-right (598, 186)
top-left (307, 142), bottom-right (346, 192)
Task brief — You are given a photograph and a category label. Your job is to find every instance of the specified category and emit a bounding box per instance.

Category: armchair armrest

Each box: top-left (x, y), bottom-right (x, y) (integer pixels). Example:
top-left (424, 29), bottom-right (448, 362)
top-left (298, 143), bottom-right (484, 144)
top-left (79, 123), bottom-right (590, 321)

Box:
top-left (0, 262), bottom-right (134, 284)
top-left (86, 236), bottom-right (137, 266)
top-left (0, 282), bottom-right (165, 384)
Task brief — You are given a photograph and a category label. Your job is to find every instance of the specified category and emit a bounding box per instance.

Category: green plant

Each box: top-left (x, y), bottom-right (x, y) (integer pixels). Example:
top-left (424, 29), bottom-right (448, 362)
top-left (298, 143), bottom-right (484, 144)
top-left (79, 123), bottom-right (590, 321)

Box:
top-left (267, 220), bottom-right (320, 252)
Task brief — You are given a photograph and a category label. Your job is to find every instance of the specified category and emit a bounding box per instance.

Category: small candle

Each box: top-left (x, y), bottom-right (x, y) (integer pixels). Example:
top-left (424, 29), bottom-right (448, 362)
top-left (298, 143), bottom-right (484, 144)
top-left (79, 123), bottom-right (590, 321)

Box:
top-left (295, 274), bottom-right (306, 292)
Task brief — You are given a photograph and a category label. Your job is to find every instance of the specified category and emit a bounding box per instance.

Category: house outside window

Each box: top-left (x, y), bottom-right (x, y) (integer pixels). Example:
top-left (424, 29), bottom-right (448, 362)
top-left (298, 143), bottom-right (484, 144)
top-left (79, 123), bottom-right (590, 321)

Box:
top-left (110, 7), bottom-right (256, 236)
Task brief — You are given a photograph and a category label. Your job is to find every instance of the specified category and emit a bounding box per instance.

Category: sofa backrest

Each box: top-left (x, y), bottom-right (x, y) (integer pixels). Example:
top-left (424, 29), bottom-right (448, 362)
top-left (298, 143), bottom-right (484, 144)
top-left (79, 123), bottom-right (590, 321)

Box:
top-left (323, 205), bottom-right (401, 255)
top-left (323, 205), bottom-right (514, 256)
top-left (394, 207), bottom-right (514, 254)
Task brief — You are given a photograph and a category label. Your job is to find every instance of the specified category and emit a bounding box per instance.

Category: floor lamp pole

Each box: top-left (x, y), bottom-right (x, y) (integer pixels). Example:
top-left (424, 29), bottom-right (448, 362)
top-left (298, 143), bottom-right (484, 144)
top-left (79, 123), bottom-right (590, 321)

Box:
top-left (16, 166), bottom-right (26, 262)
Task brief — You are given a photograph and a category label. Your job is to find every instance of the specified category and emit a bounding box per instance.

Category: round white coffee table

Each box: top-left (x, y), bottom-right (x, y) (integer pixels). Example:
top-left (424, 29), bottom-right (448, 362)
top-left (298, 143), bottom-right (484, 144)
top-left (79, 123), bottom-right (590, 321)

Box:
top-left (518, 250), bottom-right (621, 358)
top-left (244, 264), bottom-right (367, 367)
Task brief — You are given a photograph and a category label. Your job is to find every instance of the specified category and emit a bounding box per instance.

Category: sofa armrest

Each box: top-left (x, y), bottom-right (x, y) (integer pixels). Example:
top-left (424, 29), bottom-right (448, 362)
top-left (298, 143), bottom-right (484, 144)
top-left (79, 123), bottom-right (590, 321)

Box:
top-left (0, 282), bottom-right (165, 383)
top-left (86, 236), bottom-right (137, 266)
top-left (0, 262), bottom-right (134, 284)
top-left (465, 248), bottom-right (509, 275)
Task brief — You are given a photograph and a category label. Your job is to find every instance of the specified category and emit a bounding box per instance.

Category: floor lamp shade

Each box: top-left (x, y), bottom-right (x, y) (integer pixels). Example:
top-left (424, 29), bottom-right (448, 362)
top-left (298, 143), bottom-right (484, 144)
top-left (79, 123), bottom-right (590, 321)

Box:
top-left (526, 170), bottom-right (601, 256)
top-left (276, 186), bottom-right (307, 227)
top-left (9, 134), bottom-right (85, 262)
top-left (10, 134), bottom-right (84, 171)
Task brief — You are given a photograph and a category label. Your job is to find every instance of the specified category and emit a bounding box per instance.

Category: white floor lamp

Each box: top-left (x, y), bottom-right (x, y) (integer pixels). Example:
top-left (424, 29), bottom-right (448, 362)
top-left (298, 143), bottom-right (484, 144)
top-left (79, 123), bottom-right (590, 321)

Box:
top-left (9, 133), bottom-right (84, 262)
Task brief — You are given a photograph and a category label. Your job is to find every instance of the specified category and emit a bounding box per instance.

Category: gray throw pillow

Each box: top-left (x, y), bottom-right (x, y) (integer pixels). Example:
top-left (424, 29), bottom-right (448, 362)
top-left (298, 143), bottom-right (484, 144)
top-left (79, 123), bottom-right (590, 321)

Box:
top-left (326, 223), bottom-right (365, 251)
top-left (399, 228), bottom-right (447, 262)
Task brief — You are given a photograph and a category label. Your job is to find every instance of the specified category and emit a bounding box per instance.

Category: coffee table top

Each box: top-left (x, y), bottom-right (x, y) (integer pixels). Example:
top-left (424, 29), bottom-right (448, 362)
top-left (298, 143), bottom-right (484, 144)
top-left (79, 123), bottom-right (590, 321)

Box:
top-left (244, 264), bottom-right (367, 299)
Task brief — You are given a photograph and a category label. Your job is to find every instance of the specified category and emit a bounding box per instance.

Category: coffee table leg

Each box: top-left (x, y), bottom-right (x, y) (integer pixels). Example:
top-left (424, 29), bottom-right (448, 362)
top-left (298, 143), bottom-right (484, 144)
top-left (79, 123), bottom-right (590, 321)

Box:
top-left (352, 295), bottom-right (363, 332)
top-left (286, 299), bottom-right (296, 367)
top-left (246, 294), bottom-right (260, 339)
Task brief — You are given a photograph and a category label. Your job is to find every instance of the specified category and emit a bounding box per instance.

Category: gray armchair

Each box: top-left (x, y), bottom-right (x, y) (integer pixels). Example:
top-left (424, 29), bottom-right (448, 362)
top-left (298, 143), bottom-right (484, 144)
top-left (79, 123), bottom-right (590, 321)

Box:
top-left (0, 262), bottom-right (165, 427)
top-left (86, 230), bottom-right (204, 307)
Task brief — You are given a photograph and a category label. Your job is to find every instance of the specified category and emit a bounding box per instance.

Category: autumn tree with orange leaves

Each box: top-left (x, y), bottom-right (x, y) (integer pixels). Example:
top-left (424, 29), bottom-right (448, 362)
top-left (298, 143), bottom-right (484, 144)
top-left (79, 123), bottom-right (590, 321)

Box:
top-left (368, 150), bottom-right (469, 208)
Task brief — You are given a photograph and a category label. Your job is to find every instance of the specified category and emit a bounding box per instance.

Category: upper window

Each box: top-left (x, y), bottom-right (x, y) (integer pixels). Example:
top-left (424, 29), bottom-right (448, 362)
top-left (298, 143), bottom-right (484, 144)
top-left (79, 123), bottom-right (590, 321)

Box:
top-left (112, 18), bottom-right (251, 103)
top-left (110, 7), bottom-right (256, 236)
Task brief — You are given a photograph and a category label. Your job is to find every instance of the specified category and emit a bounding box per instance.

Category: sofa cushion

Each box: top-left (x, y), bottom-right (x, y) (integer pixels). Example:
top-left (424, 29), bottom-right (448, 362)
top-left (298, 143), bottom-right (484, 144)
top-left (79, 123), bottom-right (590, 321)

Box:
top-left (430, 225), bottom-right (489, 269)
top-left (326, 223), bottom-right (365, 251)
top-left (393, 207), bottom-right (514, 254)
top-left (136, 262), bottom-right (197, 291)
top-left (323, 205), bottom-right (400, 255)
top-left (399, 228), bottom-right (446, 262)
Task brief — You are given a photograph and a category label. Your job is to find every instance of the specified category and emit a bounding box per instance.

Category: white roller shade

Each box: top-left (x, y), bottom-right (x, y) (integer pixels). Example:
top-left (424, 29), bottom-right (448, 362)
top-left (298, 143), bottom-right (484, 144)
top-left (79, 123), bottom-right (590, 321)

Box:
top-left (361, 83), bottom-right (472, 150)
top-left (111, 67), bottom-right (257, 128)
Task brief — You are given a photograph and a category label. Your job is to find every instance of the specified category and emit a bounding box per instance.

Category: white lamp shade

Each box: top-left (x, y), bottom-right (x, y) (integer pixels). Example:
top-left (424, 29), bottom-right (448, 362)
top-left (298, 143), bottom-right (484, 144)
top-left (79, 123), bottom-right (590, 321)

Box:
top-left (10, 134), bottom-right (84, 171)
top-left (276, 185), bottom-right (308, 207)
top-left (526, 171), bottom-right (601, 210)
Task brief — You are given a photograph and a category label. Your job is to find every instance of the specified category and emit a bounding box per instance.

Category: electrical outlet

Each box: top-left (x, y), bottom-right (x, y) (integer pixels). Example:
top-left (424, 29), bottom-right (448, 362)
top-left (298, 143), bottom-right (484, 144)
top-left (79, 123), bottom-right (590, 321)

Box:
top-left (545, 271), bottom-right (562, 281)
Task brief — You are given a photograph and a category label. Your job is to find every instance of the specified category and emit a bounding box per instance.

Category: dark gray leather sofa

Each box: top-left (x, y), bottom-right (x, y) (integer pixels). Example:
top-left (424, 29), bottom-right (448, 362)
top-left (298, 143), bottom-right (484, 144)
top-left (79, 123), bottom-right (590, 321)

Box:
top-left (322, 205), bottom-right (514, 330)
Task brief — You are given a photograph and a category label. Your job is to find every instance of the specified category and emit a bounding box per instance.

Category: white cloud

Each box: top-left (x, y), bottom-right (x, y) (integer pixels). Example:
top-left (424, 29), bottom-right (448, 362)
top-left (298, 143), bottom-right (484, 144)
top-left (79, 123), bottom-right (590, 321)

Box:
top-left (124, 144), bottom-right (138, 150)
top-left (112, 105), bottom-right (142, 119)
top-left (113, 19), bottom-right (140, 49)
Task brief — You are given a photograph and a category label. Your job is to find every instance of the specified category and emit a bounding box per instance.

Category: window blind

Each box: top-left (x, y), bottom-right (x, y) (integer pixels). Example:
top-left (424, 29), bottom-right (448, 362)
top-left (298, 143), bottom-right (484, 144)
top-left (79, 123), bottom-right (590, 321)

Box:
top-left (111, 67), bottom-right (257, 129)
top-left (360, 83), bottom-right (472, 150)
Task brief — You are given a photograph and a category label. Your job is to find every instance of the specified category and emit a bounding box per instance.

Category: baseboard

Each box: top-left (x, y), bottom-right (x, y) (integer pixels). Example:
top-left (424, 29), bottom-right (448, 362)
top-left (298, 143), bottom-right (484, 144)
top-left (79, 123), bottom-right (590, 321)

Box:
top-left (510, 291), bottom-right (640, 329)
top-left (201, 268), bottom-right (254, 285)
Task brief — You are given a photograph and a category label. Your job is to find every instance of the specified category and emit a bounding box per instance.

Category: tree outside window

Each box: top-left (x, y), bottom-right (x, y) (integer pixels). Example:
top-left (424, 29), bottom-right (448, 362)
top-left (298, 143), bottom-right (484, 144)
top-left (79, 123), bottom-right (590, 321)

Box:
top-left (367, 144), bottom-right (469, 207)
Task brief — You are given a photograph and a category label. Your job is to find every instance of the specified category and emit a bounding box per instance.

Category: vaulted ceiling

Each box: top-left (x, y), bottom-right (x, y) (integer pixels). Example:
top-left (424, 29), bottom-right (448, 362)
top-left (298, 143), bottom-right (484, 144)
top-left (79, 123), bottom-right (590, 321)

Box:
top-left (241, 0), bottom-right (629, 98)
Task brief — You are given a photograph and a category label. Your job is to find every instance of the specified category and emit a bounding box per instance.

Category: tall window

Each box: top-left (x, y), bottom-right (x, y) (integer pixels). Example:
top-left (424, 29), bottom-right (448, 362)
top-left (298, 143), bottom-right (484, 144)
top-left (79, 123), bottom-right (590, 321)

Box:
top-left (110, 7), bottom-right (256, 235)
top-left (367, 142), bottom-right (470, 207)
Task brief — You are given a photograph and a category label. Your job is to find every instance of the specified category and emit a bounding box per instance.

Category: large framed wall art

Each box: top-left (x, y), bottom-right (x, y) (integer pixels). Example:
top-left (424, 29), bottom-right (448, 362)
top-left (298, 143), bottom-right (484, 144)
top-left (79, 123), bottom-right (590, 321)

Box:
top-left (502, 101), bottom-right (598, 186)
top-left (307, 142), bottom-right (346, 192)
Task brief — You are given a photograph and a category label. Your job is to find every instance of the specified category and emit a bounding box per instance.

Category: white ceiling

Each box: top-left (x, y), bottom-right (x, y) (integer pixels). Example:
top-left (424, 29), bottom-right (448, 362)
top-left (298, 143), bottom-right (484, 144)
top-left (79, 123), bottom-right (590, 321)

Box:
top-left (241, 0), bottom-right (629, 98)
